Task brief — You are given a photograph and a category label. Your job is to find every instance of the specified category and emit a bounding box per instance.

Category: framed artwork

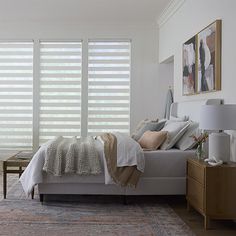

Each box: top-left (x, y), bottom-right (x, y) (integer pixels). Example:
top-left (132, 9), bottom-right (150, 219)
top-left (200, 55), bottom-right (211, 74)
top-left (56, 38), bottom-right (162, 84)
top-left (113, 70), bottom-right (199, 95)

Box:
top-left (182, 20), bottom-right (221, 95)
top-left (182, 36), bottom-right (197, 95)
top-left (197, 20), bottom-right (221, 93)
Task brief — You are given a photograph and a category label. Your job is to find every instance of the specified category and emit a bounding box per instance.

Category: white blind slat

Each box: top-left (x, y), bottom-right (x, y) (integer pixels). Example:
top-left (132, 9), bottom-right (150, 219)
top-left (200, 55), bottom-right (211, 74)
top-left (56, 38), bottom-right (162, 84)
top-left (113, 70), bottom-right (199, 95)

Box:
top-left (40, 103), bottom-right (81, 107)
top-left (40, 110), bottom-right (80, 115)
top-left (0, 117), bottom-right (32, 121)
top-left (39, 131), bottom-right (80, 136)
top-left (40, 88), bottom-right (81, 93)
top-left (89, 81), bottom-right (129, 86)
top-left (88, 118), bottom-right (128, 122)
top-left (41, 66), bottom-right (82, 71)
top-left (89, 74), bottom-right (129, 79)
top-left (89, 52), bottom-right (129, 57)
top-left (88, 96), bottom-right (129, 100)
top-left (89, 60), bottom-right (129, 64)
top-left (40, 51), bottom-right (81, 56)
top-left (0, 80), bottom-right (32, 85)
top-left (41, 74), bottom-right (81, 78)
top-left (40, 116), bottom-right (80, 120)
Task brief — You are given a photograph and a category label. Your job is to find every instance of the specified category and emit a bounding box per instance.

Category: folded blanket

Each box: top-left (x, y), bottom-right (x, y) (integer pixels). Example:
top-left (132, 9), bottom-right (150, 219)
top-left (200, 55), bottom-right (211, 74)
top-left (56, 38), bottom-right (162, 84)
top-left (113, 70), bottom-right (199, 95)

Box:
top-left (43, 136), bottom-right (102, 176)
top-left (101, 133), bottom-right (142, 188)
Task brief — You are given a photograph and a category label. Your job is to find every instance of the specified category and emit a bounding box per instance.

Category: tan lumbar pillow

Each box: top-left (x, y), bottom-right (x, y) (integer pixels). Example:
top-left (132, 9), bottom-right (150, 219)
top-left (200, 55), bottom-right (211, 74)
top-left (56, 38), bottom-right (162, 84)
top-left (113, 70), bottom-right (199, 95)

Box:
top-left (138, 130), bottom-right (168, 150)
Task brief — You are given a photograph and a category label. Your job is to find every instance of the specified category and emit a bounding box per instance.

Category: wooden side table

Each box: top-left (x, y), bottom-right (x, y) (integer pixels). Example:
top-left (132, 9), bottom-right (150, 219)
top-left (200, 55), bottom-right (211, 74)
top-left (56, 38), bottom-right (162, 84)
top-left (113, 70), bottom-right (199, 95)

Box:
top-left (186, 157), bottom-right (236, 229)
top-left (3, 151), bottom-right (34, 199)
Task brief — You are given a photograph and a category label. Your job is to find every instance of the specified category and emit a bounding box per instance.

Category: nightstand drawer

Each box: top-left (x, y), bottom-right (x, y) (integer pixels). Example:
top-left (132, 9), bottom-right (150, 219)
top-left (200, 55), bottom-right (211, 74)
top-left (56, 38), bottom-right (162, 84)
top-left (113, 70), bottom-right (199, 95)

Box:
top-left (188, 161), bottom-right (205, 185)
top-left (187, 177), bottom-right (204, 211)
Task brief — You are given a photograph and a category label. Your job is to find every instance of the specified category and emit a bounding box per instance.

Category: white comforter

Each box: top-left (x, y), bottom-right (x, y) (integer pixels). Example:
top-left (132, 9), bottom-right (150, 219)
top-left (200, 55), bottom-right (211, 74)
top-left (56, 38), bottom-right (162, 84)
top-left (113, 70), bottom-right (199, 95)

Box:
top-left (20, 132), bottom-right (144, 196)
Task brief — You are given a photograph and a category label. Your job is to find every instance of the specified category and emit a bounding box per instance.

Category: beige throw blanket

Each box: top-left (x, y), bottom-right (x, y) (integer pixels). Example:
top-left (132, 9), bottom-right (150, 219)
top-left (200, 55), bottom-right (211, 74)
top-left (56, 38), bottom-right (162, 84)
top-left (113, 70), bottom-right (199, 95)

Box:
top-left (101, 133), bottom-right (141, 188)
top-left (43, 136), bottom-right (102, 176)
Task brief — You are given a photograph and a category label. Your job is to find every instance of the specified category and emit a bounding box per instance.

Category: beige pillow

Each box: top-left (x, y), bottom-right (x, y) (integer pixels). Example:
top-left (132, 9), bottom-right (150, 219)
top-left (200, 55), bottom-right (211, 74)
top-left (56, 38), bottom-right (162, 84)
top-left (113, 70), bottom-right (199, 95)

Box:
top-left (138, 131), bottom-right (168, 150)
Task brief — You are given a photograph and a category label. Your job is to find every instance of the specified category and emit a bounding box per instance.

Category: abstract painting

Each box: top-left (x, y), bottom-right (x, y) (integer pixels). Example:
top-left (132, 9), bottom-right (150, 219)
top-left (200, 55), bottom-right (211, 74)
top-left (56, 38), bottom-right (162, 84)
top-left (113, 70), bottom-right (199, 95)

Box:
top-left (197, 20), bottom-right (221, 93)
top-left (182, 36), bottom-right (197, 95)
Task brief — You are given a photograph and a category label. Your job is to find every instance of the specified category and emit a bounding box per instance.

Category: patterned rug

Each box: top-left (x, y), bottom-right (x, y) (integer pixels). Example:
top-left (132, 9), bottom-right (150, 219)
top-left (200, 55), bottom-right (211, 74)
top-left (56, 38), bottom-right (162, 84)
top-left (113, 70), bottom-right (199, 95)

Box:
top-left (0, 177), bottom-right (194, 236)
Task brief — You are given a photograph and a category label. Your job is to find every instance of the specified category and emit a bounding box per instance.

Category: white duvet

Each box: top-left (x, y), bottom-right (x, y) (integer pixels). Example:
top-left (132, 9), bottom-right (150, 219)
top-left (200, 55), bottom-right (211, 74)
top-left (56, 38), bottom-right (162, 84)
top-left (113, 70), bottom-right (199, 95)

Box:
top-left (20, 132), bottom-right (144, 196)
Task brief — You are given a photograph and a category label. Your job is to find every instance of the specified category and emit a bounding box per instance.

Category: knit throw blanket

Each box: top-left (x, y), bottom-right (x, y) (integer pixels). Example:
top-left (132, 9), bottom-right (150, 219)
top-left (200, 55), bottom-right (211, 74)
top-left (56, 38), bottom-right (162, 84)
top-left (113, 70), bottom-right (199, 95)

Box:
top-left (101, 133), bottom-right (141, 188)
top-left (43, 136), bottom-right (102, 176)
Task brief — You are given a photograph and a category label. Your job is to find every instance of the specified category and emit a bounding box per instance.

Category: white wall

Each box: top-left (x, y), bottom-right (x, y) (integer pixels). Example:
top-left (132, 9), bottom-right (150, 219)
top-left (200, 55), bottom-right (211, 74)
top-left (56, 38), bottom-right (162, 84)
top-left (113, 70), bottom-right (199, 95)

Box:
top-left (159, 0), bottom-right (236, 104)
top-left (0, 22), bottom-right (169, 132)
top-left (159, 0), bottom-right (236, 161)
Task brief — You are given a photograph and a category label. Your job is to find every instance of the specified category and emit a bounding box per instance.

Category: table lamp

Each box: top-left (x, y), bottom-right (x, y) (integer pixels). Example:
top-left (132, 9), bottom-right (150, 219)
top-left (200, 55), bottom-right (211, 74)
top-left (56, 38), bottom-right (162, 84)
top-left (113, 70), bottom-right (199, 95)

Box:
top-left (199, 104), bottom-right (236, 163)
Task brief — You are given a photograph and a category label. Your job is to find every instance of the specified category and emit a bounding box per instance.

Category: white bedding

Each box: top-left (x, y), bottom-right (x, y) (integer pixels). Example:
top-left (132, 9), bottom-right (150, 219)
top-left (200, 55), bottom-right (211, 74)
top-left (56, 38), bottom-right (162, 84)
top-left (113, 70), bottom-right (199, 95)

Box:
top-left (20, 133), bottom-right (144, 195)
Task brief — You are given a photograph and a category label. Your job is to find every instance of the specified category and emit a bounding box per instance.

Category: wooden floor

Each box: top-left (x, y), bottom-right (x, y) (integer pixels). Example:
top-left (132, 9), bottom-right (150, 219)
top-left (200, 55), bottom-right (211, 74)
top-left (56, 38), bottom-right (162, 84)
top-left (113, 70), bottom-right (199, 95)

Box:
top-left (123, 195), bottom-right (236, 236)
top-left (166, 196), bottom-right (236, 236)
top-left (0, 174), bottom-right (236, 236)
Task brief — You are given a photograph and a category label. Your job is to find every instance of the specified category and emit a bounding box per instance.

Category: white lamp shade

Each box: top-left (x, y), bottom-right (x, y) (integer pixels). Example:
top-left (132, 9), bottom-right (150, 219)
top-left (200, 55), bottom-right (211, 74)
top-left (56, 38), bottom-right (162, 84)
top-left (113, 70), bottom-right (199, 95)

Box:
top-left (200, 104), bottom-right (236, 130)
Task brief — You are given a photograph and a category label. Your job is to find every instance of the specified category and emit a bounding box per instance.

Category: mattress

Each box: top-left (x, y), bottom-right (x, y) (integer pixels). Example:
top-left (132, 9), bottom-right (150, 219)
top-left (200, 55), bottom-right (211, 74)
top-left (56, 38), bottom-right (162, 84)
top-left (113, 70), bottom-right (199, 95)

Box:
top-left (42, 148), bottom-right (195, 184)
top-left (142, 149), bottom-right (195, 177)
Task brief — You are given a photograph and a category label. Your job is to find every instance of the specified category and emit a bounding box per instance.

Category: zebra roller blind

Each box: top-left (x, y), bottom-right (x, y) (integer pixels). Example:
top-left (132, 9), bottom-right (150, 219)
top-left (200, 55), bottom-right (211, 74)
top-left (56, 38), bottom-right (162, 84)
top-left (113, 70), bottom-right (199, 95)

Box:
top-left (0, 41), bottom-right (33, 150)
top-left (39, 41), bottom-right (82, 144)
top-left (88, 40), bottom-right (131, 135)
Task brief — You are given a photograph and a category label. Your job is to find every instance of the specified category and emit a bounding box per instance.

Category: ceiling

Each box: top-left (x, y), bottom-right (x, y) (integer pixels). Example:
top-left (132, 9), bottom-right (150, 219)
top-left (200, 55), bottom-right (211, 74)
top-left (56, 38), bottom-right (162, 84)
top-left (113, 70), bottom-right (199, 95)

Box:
top-left (0, 0), bottom-right (171, 25)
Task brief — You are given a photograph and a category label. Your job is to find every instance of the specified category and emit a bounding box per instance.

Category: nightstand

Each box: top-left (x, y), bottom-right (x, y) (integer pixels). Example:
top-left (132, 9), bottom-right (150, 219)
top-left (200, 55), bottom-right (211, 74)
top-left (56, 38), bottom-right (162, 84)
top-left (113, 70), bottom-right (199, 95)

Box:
top-left (186, 157), bottom-right (236, 229)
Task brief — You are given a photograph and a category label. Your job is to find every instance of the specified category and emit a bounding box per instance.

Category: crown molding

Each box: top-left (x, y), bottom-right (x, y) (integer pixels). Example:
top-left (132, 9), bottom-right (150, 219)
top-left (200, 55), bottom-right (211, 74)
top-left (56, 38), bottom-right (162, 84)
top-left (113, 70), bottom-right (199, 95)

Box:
top-left (157, 0), bottom-right (186, 28)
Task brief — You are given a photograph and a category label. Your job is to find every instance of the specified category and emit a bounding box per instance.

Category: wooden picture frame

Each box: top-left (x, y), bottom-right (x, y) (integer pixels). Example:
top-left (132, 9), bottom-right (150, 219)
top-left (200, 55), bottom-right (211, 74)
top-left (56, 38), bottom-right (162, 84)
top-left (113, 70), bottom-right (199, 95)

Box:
top-left (182, 19), bottom-right (221, 95)
top-left (196, 20), bottom-right (221, 93)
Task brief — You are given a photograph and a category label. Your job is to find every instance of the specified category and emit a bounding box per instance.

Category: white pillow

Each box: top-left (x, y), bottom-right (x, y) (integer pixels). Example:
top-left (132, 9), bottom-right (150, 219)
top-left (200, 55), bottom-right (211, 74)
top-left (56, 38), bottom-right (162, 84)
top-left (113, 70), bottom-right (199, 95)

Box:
top-left (175, 121), bottom-right (200, 150)
top-left (170, 115), bottom-right (189, 121)
top-left (160, 120), bottom-right (190, 150)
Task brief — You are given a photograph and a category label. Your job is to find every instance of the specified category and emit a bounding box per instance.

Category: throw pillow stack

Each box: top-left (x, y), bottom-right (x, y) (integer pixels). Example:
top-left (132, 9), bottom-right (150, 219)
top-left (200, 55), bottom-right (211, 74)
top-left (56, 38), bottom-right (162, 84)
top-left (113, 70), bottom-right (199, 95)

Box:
top-left (132, 116), bottom-right (200, 151)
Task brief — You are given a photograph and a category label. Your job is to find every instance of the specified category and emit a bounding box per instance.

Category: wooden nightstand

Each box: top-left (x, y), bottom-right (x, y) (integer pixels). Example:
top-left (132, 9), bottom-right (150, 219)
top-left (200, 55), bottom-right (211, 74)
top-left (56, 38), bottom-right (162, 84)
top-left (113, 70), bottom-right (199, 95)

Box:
top-left (186, 157), bottom-right (236, 229)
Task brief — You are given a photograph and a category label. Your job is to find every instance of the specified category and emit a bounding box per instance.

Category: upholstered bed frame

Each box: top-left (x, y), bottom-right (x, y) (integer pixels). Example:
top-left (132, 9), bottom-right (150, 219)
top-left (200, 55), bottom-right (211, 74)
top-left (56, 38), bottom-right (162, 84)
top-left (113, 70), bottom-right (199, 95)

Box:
top-left (38, 99), bottom-right (222, 201)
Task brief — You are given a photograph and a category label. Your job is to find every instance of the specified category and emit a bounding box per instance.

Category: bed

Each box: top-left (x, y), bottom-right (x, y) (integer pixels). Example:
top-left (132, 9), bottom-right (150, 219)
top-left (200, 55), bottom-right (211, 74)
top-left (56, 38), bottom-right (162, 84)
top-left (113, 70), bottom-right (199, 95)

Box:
top-left (22, 99), bottom-right (222, 201)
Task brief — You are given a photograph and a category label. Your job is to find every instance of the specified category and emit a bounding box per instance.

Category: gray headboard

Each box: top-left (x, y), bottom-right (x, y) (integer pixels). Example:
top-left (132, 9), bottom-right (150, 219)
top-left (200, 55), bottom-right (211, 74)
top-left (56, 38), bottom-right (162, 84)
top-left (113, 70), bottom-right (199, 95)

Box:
top-left (170, 99), bottom-right (223, 123)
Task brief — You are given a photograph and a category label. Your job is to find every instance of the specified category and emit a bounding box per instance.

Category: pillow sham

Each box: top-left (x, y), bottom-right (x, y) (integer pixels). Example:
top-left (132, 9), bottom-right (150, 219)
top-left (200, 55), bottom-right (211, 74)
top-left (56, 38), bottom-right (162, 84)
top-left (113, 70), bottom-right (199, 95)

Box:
top-left (160, 120), bottom-right (190, 150)
top-left (170, 115), bottom-right (189, 121)
top-left (138, 131), bottom-right (168, 150)
top-left (132, 119), bottom-right (166, 141)
top-left (175, 121), bottom-right (200, 150)
top-left (131, 119), bottom-right (150, 138)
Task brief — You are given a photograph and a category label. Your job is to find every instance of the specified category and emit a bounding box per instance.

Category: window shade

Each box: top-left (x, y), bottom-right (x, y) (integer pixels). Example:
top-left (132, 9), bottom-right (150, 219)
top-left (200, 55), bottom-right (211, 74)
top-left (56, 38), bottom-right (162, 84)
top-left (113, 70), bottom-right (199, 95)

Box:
top-left (39, 41), bottom-right (82, 144)
top-left (0, 41), bottom-right (33, 150)
top-left (88, 41), bottom-right (131, 135)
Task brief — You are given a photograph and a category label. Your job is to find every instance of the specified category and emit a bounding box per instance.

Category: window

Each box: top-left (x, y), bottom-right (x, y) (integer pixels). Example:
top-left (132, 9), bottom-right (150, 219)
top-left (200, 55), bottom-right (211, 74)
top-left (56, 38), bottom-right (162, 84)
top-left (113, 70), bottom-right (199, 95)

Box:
top-left (39, 41), bottom-right (82, 144)
top-left (87, 41), bottom-right (131, 135)
top-left (0, 41), bottom-right (33, 150)
top-left (0, 39), bottom-right (131, 151)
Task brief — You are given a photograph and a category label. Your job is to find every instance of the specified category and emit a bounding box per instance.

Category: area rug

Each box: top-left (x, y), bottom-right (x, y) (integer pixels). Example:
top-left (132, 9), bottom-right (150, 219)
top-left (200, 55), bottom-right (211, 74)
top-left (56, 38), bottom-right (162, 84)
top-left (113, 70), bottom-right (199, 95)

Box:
top-left (0, 177), bottom-right (194, 236)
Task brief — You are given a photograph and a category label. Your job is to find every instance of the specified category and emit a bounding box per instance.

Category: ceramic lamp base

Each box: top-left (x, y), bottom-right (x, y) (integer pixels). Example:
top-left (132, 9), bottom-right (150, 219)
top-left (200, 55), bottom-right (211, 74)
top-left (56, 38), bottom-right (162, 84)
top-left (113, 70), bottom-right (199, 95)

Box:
top-left (209, 132), bottom-right (230, 163)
